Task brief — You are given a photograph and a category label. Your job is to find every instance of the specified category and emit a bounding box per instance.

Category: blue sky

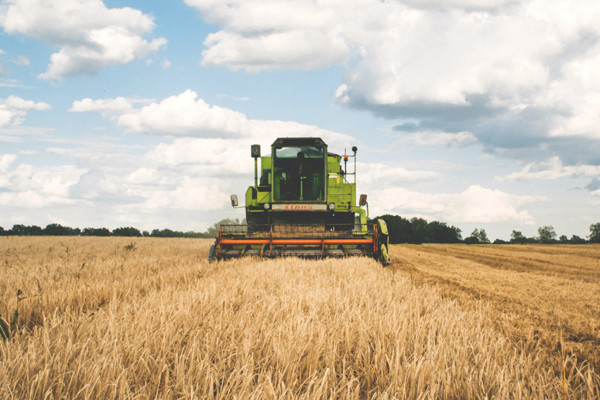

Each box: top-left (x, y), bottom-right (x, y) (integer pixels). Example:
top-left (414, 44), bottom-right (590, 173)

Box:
top-left (1, 0), bottom-right (599, 241)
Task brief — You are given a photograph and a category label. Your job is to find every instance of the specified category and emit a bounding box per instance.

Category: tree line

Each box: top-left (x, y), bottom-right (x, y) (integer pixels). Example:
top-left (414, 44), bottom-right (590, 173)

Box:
top-left (0, 223), bottom-right (218, 238)
top-left (373, 215), bottom-right (600, 244)
top-left (1, 217), bottom-right (599, 244)
top-left (374, 215), bottom-right (463, 244)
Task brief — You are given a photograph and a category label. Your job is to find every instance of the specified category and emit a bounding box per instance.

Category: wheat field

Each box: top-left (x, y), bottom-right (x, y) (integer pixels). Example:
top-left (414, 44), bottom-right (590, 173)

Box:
top-left (0, 237), bottom-right (598, 399)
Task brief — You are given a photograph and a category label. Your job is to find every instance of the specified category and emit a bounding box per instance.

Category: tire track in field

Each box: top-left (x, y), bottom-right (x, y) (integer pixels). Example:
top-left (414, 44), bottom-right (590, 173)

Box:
top-left (388, 244), bottom-right (600, 374)
top-left (412, 244), bottom-right (600, 282)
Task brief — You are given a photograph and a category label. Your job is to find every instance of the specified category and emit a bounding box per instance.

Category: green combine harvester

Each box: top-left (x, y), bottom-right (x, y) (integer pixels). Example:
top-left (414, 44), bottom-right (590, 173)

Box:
top-left (209, 137), bottom-right (389, 265)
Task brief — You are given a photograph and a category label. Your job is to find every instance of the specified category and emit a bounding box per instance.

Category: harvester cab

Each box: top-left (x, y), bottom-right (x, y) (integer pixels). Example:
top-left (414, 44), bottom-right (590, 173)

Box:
top-left (208, 137), bottom-right (390, 265)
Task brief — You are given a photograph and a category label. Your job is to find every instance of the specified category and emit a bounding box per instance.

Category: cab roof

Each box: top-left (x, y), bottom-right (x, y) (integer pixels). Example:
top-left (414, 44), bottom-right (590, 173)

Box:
top-left (272, 137), bottom-right (327, 149)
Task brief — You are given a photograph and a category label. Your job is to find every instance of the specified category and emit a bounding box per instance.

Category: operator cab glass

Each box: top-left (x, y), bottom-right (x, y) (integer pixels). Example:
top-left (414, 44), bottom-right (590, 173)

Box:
top-left (273, 145), bottom-right (325, 201)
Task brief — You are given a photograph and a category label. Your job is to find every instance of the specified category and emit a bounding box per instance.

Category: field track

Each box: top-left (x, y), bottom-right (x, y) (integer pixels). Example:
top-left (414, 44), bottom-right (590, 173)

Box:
top-left (1, 237), bottom-right (599, 399)
top-left (389, 244), bottom-right (600, 374)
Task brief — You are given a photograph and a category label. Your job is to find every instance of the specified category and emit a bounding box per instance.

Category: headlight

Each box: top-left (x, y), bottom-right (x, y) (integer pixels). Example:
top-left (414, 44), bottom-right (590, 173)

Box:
top-left (264, 203), bottom-right (270, 209)
top-left (328, 203), bottom-right (335, 210)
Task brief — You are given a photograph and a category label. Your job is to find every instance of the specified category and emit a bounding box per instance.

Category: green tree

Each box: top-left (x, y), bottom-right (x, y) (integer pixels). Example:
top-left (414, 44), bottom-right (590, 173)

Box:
top-left (112, 227), bottom-right (142, 237)
top-left (410, 217), bottom-right (429, 243)
top-left (510, 230), bottom-right (527, 244)
top-left (426, 221), bottom-right (462, 243)
top-left (43, 223), bottom-right (80, 236)
top-left (477, 228), bottom-right (490, 244)
top-left (559, 235), bottom-right (568, 244)
top-left (377, 215), bottom-right (412, 243)
top-left (82, 227), bottom-right (111, 236)
top-left (11, 224), bottom-right (43, 235)
top-left (570, 235), bottom-right (587, 244)
top-left (466, 228), bottom-right (489, 244)
top-left (589, 223), bottom-right (600, 243)
top-left (372, 215), bottom-right (461, 244)
top-left (537, 225), bottom-right (556, 244)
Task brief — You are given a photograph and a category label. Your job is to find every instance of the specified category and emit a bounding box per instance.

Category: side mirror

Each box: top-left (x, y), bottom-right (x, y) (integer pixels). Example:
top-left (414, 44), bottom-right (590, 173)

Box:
top-left (251, 144), bottom-right (261, 158)
top-left (359, 194), bottom-right (367, 206)
top-left (230, 194), bottom-right (239, 208)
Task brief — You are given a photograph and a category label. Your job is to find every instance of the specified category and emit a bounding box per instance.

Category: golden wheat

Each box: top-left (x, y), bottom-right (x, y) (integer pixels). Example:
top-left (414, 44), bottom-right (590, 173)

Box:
top-left (0, 238), bottom-right (598, 399)
top-left (391, 243), bottom-right (600, 396)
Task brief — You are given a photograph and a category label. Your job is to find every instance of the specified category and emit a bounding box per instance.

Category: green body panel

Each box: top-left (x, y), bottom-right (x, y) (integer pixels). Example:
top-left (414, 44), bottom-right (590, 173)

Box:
top-left (212, 137), bottom-right (389, 265)
top-left (244, 138), bottom-right (368, 230)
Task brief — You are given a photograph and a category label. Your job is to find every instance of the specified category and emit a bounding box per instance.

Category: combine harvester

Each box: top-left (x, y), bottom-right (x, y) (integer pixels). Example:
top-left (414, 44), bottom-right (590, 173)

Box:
top-left (209, 137), bottom-right (389, 265)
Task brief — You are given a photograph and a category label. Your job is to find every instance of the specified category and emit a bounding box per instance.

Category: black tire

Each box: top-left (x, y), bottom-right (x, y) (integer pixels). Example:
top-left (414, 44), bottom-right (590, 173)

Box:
top-left (380, 244), bottom-right (390, 267)
top-left (208, 244), bottom-right (217, 263)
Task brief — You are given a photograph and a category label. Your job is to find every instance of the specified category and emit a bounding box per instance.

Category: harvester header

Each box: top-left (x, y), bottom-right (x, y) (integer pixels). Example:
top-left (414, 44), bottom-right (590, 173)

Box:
top-left (209, 137), bottom-right (389, 265)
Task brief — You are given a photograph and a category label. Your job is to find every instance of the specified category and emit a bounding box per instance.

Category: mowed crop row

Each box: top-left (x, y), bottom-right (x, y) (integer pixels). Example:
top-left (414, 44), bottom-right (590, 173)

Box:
top-left (389, 244), bottom-right (600, 389)
top-left (0, 237), bottom-right (598, 399)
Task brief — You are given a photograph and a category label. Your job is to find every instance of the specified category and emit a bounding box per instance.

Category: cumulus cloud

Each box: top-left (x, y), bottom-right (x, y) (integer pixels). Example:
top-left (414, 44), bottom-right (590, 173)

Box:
top-left (0, 0), bottom-right (166, 79)
top-left (123, 174), bottom-right (229, 212)
top-left (117, 90), bottom-right (248, 137)
top-left (72, 90), bottom-right (353, 146)
top-left (0, 153), bottom-right (17, 171)
top-left (187, 0), bottom-right (600, 163)
top-left (69, 97), bottom-right (137, 116)
top-left (396, 130), bottom-right (479, 147)
top-left (372, 184), bottom-right (542, 224)
top-left (501, 157), bottom-right (600, 181)
top-left (187, 0), bottom-right (350, 72)
top-left (358, 162), bottom-right (441, 184)
top-left (0, 160), bottom-right (86, 207)
top-left (0, 95), bottom-right (51, 127)
top-left (144, 138), bottom-right (248, 174)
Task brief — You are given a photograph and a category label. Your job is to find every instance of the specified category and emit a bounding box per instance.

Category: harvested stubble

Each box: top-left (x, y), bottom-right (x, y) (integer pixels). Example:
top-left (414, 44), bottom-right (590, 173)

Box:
top-left (0, 237), bottom-right (596, 399)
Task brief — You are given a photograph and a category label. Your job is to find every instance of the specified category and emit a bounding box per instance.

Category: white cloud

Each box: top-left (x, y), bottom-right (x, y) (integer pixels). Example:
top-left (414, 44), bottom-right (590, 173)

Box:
top-left (70, 97), bottom-right (136, 115)
top-left (403, 131), bottom-right (478, 147)
top-left (372, 184), bottom-right (542, 224)
top-left (73, 90), bottom-right (353, 146)
top-left (144, 138), bottom-right (248, 174)
top-left (501, 157), bottom-right (600, 181)
top-left (202, 29), bottom-right (349, 73)
top-left (0, 95), bottom-right (51, 127)
top-left (123, 174), bottom-right (228, 212)
top-left (188, 0), bottom-right (600, 147)
top-left (402, 0), bottom-right (517, 10)
top-left (335, 3), bottom-right (553, 107)
top-left (0, 78), bottom-right (26, 88)
top-left (117, 90), bottom-right (248, 137)
top-left (0, 0), bottom-right (166, 79)
top-left (358, 162), bottom-right (441, 184)
top-left (0, 153), bottom-right (17, 171)
top-left (0, 161), bottom-right (86, 207)
top-left (188, 0), bottom-right (350, 72)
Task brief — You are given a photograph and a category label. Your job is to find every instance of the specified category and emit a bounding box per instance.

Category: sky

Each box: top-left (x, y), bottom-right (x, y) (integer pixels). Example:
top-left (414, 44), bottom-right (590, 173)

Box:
top-left (1, 0), bottom-right (599, 241)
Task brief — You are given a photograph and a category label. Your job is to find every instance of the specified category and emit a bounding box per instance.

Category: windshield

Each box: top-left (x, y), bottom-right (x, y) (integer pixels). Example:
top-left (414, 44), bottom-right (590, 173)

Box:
top-left (273, 146), bottom-right (325, 201)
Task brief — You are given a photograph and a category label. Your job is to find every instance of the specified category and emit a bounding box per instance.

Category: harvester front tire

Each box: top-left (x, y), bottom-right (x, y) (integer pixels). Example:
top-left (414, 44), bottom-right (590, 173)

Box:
top-left (379, 244), bottom-right (390, 267)
top-left (208, 245), bottom-right (216, 263)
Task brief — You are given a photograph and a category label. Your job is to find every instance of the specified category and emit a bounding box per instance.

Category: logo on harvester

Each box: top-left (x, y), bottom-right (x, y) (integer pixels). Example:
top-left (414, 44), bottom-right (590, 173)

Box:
top-left (285, 204), bottom-right (313, 210)
top-left (271, 204), bottom-right (328, 211)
